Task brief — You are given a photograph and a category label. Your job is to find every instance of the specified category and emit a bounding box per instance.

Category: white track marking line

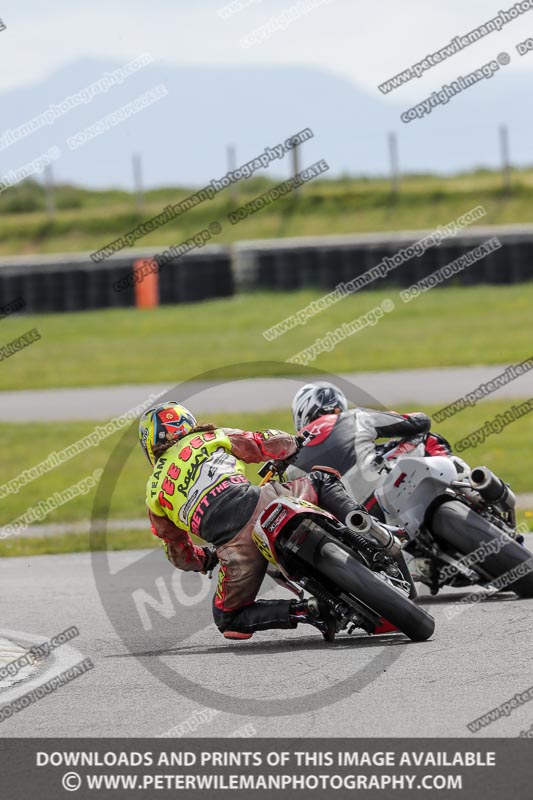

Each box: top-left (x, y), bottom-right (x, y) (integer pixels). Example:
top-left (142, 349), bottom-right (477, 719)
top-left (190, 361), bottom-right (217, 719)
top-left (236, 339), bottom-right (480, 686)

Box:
top-left (0, 637), bottom-right (40, 689)
top-left (0, 628), bottom-right (87, 704)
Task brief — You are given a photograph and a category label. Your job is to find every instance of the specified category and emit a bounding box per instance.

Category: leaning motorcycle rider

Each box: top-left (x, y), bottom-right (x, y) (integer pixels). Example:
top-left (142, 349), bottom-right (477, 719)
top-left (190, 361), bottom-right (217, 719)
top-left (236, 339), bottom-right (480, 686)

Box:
top-left (286, 381), bottom-right (448, 506)
top-left (139, 402), bottom-right (386, 642)
top-left (287, 382), bottom-right (451, 583)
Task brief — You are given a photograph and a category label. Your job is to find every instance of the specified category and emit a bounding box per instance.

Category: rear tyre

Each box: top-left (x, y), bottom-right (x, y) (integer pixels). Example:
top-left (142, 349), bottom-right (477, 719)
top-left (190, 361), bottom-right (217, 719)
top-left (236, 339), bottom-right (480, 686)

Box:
top-left (430, 500), bottom-right (533, 598)
top-left (317, 542), bottom-right (435, 641)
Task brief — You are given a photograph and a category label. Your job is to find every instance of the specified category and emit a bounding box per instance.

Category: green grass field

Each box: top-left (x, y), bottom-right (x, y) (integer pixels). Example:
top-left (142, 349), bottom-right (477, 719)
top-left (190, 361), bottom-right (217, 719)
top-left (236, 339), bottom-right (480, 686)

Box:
top-left (1, 169), bottom-right (533, 255)
top-left (1, 400), bottom-right (531, 557)
top-left (0, 530), bottom-right (160, 558)
top-left (2, 284), bottom-right (533, 390)
top-left (1, 60), bottom-right (532, 567)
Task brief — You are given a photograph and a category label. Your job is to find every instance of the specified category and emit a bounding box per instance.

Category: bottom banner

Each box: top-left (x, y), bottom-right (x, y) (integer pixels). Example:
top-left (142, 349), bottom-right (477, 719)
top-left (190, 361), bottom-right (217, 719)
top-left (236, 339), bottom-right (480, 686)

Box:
top-left (0, 738), bottom-right (530, 799)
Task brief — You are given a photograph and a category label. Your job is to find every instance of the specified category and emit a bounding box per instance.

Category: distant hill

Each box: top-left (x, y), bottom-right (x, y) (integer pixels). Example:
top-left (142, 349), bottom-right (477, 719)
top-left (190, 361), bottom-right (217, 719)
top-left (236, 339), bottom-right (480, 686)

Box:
top-left (0, 57), bottom-right (531, 188)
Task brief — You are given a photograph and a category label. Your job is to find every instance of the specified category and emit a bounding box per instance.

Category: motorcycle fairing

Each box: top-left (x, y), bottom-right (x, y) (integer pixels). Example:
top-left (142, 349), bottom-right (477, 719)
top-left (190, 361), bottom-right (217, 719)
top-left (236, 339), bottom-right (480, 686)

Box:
top-left (252, 497), bottom-right (336, 568)
top-left (376, 455), bottom-right (458, 536)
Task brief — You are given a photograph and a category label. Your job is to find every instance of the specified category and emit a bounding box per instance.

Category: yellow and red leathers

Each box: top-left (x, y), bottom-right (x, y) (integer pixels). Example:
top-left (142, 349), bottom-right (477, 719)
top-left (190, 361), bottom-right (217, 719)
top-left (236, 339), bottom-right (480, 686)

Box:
top-left (146, 427), bottom-right (363, 636)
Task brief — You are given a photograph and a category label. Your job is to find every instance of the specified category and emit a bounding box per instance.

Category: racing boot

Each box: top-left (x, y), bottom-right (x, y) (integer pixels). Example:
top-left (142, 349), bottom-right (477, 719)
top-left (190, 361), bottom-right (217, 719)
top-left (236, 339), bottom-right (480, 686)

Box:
top-left (289, 597), bottom-right (338, 642)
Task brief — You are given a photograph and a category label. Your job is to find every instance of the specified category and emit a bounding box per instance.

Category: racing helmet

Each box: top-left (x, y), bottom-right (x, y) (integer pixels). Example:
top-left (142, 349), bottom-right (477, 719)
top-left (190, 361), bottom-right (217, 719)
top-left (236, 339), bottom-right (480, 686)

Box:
top-left (138, 402), bottom-right (197, 465)
top-left (292, 382), bottom-right (348, 431)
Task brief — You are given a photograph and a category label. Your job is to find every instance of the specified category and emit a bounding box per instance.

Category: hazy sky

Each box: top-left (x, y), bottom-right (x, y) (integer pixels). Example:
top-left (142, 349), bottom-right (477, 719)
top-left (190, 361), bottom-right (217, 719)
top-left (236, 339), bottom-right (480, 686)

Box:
top-left (1, 0), bottom-right (531, 186)
top-left (3, 0), bottom-right (533, 98)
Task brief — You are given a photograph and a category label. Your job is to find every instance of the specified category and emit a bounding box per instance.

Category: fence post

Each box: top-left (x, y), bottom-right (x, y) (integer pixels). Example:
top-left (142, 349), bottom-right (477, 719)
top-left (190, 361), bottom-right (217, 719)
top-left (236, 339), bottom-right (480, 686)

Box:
top-left (44, 163), bottom-right (56, 220)
top-left (388, 132), bottom-right (400, 194)
top-left (499, 125), bottom-right (511, 193)
top-left (132, 154), bottom-right (145, 212)
top-left (227, 145), bottom-right (238, 203)
top-left (291, 142), bottom-right (300, 190)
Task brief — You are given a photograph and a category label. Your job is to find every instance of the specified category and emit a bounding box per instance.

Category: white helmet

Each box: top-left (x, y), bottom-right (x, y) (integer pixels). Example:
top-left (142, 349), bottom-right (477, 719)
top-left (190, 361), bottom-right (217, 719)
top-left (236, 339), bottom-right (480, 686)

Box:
top-left (292, 382), bottom-right (348, 431)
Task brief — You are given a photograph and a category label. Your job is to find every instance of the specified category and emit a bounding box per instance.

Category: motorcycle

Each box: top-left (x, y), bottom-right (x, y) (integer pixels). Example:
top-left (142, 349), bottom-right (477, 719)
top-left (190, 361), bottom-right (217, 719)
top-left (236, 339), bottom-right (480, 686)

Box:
top-left (252, 432), bottom-right (435, 642)
top-left (366, 433), bottom-right (533, 598)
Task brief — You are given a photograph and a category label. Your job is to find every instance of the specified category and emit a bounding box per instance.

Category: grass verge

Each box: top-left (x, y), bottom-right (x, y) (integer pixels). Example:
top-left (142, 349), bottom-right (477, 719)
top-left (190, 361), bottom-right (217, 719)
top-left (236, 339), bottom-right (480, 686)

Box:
top-left (3, 170), bottom-right (533, 255)
top-left (2, 284), bottom-right (533, 390)
top-left (0, 530), bottom-right (159, 558)
top-left (1, 401), bottom-right (532, 555)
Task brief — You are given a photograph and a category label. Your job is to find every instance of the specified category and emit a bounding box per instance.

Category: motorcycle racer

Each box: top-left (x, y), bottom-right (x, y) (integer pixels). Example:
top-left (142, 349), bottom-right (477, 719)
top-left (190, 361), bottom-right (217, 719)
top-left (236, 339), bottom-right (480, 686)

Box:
top-left (139, 401), bottom-right (379, 642)
top-left (288, 381), bottom-right (443, 511)
top-left (287, 382), bottom-right (451, 586)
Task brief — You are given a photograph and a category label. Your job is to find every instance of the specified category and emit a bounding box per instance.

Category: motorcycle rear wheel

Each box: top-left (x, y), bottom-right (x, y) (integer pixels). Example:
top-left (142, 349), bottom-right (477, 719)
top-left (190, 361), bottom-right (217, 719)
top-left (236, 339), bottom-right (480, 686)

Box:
top-left (316, 541), bottom-right (435, 641)
top-left (430, 500), bottom-right (533, 598)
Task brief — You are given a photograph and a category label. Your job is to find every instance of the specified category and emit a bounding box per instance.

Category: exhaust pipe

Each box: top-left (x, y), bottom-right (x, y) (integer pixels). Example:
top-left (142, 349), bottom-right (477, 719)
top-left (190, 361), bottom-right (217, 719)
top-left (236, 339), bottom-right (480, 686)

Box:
top-left (470, 466), bottom-right (516, 511)
top-left (346, 510), bottom-right (402, 557)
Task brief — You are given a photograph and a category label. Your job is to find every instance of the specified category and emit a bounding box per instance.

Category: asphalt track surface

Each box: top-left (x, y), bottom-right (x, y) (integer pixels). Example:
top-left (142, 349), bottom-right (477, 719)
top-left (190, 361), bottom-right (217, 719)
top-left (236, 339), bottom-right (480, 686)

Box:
top-left (2, 365), bottom-right (532, 737)
top-left (2, 365), bottom-right (533, 421)
top-left (1, 536), bottom-right (532, 738)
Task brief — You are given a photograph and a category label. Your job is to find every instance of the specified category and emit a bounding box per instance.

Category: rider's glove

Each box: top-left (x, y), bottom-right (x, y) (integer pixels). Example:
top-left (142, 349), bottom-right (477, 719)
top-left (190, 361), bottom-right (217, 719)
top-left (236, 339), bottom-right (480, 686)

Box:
top-left (424, 432), bottom-right (453, 457)
top-left (201, 547), bottom-right (219, 574)
top-left (285, 432), bottom-right (311, 465)
top-left (268, 435), bottom-right (303, 474)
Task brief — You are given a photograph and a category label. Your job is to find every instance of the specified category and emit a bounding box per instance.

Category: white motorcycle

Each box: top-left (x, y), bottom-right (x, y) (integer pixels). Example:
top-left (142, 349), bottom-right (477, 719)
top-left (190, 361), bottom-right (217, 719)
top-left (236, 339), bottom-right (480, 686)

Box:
top-left (349, 434), bottom-right (533, 598)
